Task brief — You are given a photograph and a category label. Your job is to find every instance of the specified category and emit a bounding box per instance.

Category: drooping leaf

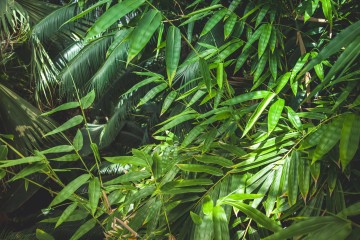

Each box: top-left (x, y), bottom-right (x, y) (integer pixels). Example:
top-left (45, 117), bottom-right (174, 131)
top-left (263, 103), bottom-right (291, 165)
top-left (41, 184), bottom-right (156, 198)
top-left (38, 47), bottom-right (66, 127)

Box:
top-left (166, 26), bottom-right (181, 86)
top-left (41, 102), bottom-right (79, 116)
top-left (88, 177), bottom-right (101, 215)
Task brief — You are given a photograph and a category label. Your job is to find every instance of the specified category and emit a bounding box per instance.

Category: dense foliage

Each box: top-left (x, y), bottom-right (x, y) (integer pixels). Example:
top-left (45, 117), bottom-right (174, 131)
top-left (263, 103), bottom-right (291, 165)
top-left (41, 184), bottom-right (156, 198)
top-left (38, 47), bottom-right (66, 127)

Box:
top-left (1, 0), bottom-right (360, 239)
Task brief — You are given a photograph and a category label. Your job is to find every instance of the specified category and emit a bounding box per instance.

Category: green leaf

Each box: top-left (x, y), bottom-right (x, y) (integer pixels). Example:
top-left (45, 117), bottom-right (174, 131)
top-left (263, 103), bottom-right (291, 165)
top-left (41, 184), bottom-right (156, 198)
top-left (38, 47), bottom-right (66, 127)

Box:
top-left (201, 9), bottom-right (227, 36)
top-left (50, 154), bottom-right (80, 162)
top-left (123, 77), bottom-right (162, 96)
top-left (41, 102), bottom-right (79, 116)
top-left (88, 177), bottom-right (101, 216)
top-left (242, 92), bottom-right (276, 137)
top-left (85, 0), bottom-right (145, 40)
top-left (254, 50), bottom-right (268, 82)
top-left (69, 218), bottom-right (96, 240)
top-left (10, 163), bottom-right (46, 182)
top-left (40, 145), bottom-right (74, 155)
top-left (44, 115), bottom-right (83, 137)
top-left (199, 58), bottom-right (212, 92)
top-left (221, 90), bottom-right (270, 105)
top-left (104, 171), bottom-right (151, 185)
top-left (194, 214), bottom-right (214, 239)
top-left (138, 83), bottom-right (168, 106)
top-left (177, 164), bottom-right (223, 176)
top-left (36, 229), bottom-right (54, 240)
top-left (255, 4), bottom-right (270, 27)
top-left (286, 107), bottom-right (302, 130)
top-left (268, 98), bottom-right (285, 134)
top-left (80, 90), bottom-right (95, 109)
top-left (190, 211), bottom-right (202, 225)
top-left (73, 130), bottom-right (83, 151)
top-left (0, 156), bottom-right (44, 168)
top-left (222, 201), bottom-right (282, 232)
top-left (218, 193), bottom-right (263, 203)
top-left (0, 145), bottom-right (8, 159)
top-left (161, 91), bottom-right (177, 115)
top-left (298, 158), bottom-right (310, 201)
top-left (339, 114), bottom-right (360, 170)
top-left (55, 203), bottom-right (78, 228)
top-left (182, 125), bottom-right (207, 147)
top-left (229, 0), bottom-right (241, 12)
top-left (217, 62), bottom-right (224, 89)
top-left (194, 155), bottom-right (233, 167)
top-left (213, 206), bottom-right (230, 240)
top-left (155, 113), bottom-right (197, 134)
top-left (166, 26), bottom-right (181, 86)
top-left (312, 117), bottom-right (343, 163)
top-left (258, 23), bottom-right (272, 58)
top-left (50, 174), bottom-right (90, 207)
top-left (290, 53), bottom-right (310, 96)
top-left (203, 195), bottom-right (214, 215)
top-left (224, 13), bottom-right (237, 39)
top-left (288, 151), bottom-right (299, 206)
top-left (275, 72), bottom-right (291, 94)
top-left (0, 170), bottom-right (5, 180)
top-left (103, 156), bottom-right (148, 167)
top-left (127, 10), bottom-right (162, 64)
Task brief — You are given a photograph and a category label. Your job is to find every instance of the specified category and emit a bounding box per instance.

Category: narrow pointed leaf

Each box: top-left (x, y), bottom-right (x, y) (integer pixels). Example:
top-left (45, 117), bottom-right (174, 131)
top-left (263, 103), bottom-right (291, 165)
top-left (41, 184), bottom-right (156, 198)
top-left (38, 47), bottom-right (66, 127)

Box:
top-left (177, 164), bottom-right (223, 176)
top-left (213, 206), bottom-right (230, 240)
top-left (339, 114), bottom-right (360, 170)
top-left (73, 130), bottom-right (83, 151)
top-left (138, 83), bottom-right (167, 106)
top-left (201, 9), bottom-right (227, 36)
top-left (88, 177), bottom-right (101, 216)
top-left (55, 203), bottom-right (78, 228)
top-left (268, 98), bottom-right (285, 134)
top-left (166, 26), bottom-right (181, 86)
top-left (80, 90), bottom-right (95, 109)
top-left (44, 115), bottom-right (83, 137)
top-left (41, 102), bottom-right (79, 116)
top-left (69, 218), bottom-right (96, 240)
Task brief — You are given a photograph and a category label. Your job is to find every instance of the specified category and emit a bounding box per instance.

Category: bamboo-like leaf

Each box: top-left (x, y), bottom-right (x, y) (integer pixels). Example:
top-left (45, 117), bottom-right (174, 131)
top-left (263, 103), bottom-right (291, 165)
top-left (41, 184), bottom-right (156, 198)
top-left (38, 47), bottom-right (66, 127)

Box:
top-left (190, 211), bottom-right (202, 225)
top-left (177, 164), bottom-right (223, 176)
top-left (203, 195), bottom-right (214, 215)
top-left (201, 9), bottom-right (227, 36)
top-left (269, 51), bottom-right (278, 79)
top-left (50, 174), bottom-right (90, 207)
top-left (290, 53), bottom-right (310, 96)
top-left (166, 26), bottom-right (181, 86)
top-left (41, 102), bottom-right (79, 116)
top-left (298, 158), bottom-right (310, 201)
top-left (217, 62), bottom-right (224, 89)
top-left (193, 214), bottom-right (214, 239)
top-left (50, 154), bottom-right (80, 162)
top-left (229, 0), bottom-right (242, 12)
top-left (288, 151), bottom-right (299, 206)
top-left (286, 107), bottom-right (302, 130)
top-left (187, 90), bottom-right (207, 107)
top-left (36, 229), bottom-right (54, 240)
top-left (127, 10), bottom-right (162, 64)
top-left (339, 114), bottom-right (360, 170)
top-left (242, 92), bottom-right (276, 137)
top-left (73, 129), bottom-right (83, 151)
top-left (88, 177), bottom-right (101, 216)
top-left (254, 50), bottom-right (268, 82)
top-left (199, 58), bottom-right (212, 92)
top-left (85, 0), bottom-right (145, 40)
top-left (312, 117), bottom-right (343, 163)
top-left (40, 145), bottom-right (74, 155)
top-left (0, 156), bottom-right (44, 168)
top-left (69, 218), bottom-right (96, 240)
top-left (268, 98), bottom-right (285, 134)
top-left (258, 23), bottom-right (272, 58)
top-left (161, 91), bottom-right (177, 115)
top-left (255, 4), bottom-right (270, 27)
top-left (213, 206), bottom-right (230, 240)
top-left (80, 90), bottom-right (95, 109)
top-left (44, 115), bottom-right (83, 137)
top-left (181, 125), bottom-right (207, 147)
top-left (155, 113), bottom-right (197, 134)
top-left (10, 163), bottom-right (46, 182)
top-left (123, 77), bottom-right (162, 96)
top-left (104, 156), bottom-right (148, 167)
top-left (224, 13), bottom-right (237, 39)
top-left (104, 171), bottom-right (151, 185)
top-left (55, 202), bottom-right (78, 228)
top-left (221, 90), bottom-right (270, 105)
top-left (138, 83), bottom-right (167, 106)
top-left (194, 155), bottom-right (233, 167)
top-left (275, 72), bottom-right (291, 94)
top-left (221, 201), bottom-right (282, 232)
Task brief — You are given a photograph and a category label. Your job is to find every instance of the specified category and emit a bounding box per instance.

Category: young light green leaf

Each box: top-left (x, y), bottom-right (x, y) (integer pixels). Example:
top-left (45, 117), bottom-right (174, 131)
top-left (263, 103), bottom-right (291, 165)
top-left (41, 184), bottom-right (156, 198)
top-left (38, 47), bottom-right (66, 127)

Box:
top-left (213, 206), bottom-right (230, 240)
top-left (44, 115), bottom-right (83, 137)
top-left (50, 174), bottom-right (90, 207)
top-left (36, 229), bottom-right (54, 240)
top-left (73, 129), bottom-right (83, 151)
top-left (177, 164), bottom-right (223, 176)
top-left (80, 90), bottom-right (95, 109)
top-left (190, 211), bottom-right (202, 225)
top-left (194, 155), bottom-right (233, 167)
top-left (242, 92), bottom-right (276, 137)
top-left (55, 203), bottom-right (78, 228)
top-left (88, 177), bottom-right (101, 216)
top-left (166, 26), bottom-right (181, 86)
top-left (217, 62), bottom-right (224, 89)
top-left (268, 98), bottom-right (285, 134)
top-left (69, 218), bottom-right (96, 240)
top-left (85, 0), bottom-right (145, 40)
top-left (127, 10), bottom-right (162, 64)
top-left (201, 9), bottom-right (227, 36)
top-left (202, 195), bottom-right (214, 215)
top-left (339, 114), bottom-right (360, 170)
top-left (41, 102), bottom-right (79, 116)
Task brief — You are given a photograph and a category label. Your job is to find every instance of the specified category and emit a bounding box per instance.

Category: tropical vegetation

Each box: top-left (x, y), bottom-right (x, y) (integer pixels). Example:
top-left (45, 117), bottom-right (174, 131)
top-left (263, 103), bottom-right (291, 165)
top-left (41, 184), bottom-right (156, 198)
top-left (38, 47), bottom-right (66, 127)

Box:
top-left (1, 0), bottom-right (359, 239)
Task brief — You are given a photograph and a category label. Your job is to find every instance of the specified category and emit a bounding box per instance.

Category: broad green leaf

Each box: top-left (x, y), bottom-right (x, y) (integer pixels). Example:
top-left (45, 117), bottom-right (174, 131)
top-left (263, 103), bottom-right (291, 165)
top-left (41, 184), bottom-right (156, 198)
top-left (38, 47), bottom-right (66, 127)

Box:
top-left (339, 114), bottom-right (360, 170)
top-left (177, 164), bottom-right (223, 176)
top-left (286, 107), bottom-right (302, 130)
top-left (41, 102), bottom-right (79, 116)
top-left (288, 151), bottom-right (299, 206)
top-left (275, 72), bottom-right (291, 94)
top-left (69, 218), bottom-right (96, 240)
top-left (313, 117), bottom-right (343, 163)
top-left (103, 156), bottom-right (148, 167)
top-left (255, 4), bottom-right (270, 27)
top-left (44, 115), bottom-right (83, 137)
top-left (36, 229), bottom-right (54, 240)
top-left (55, 203), bottom-right (78, 228)
top-left (10, 163), bottom-right (46, 182)
top-left (40, 145), bottom-right (74, 155)
top-left (127, 10), bottom-right (162, 64)
top-left (73, 130), bottom-right (83, 151)
top-left (190, 211), bottom-right (202, 225)
top-left (187, 90), bottom-right (207, 107)
top-left (221, 90), bottom-right (270, 105)
top-left (0, 156), bottom-right (44, 168)
top-left (194, 155), bottom-right (233, 167)
top-left (80, 90), bottom-right (95, 109)
top-left (85, 0), bottom-right (145, 40)
top-left (216, 62), bottom-right (224, 89)
top-left (258, 23), bottom-right (272, 58)
top-left (268, 98), bottom-right (285, 134)
top-left (300, 125), bottom-right (326, 150)
top-left (193, 214), bottom-right (214, 239)
top-left (138, 83), bottom-right (167, 106)
top-left (229, 0), bottom-right (241, 12)
top-left (88, 177), bottom-right (101, 216)
top-left (213, 206), bottom-right (230, 240)
top-left (242, 92), bottom-right (276, 137)
top-left (161, 91), bottom-right (177, 116)
top-left (201, 9), bottom-right (227, 36)
top-left (50, 174), bottom-right (90, 207)
top-left (104, 171), bottom-right (151, 185)
top-left (222, 201), bottom-right (282, 232)
top-left (224, 13), bottom-right (237, 39)
top-left (203, 195), bottom-right (214, 215)
top-left (166, 26), bottom-right (181, 86)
